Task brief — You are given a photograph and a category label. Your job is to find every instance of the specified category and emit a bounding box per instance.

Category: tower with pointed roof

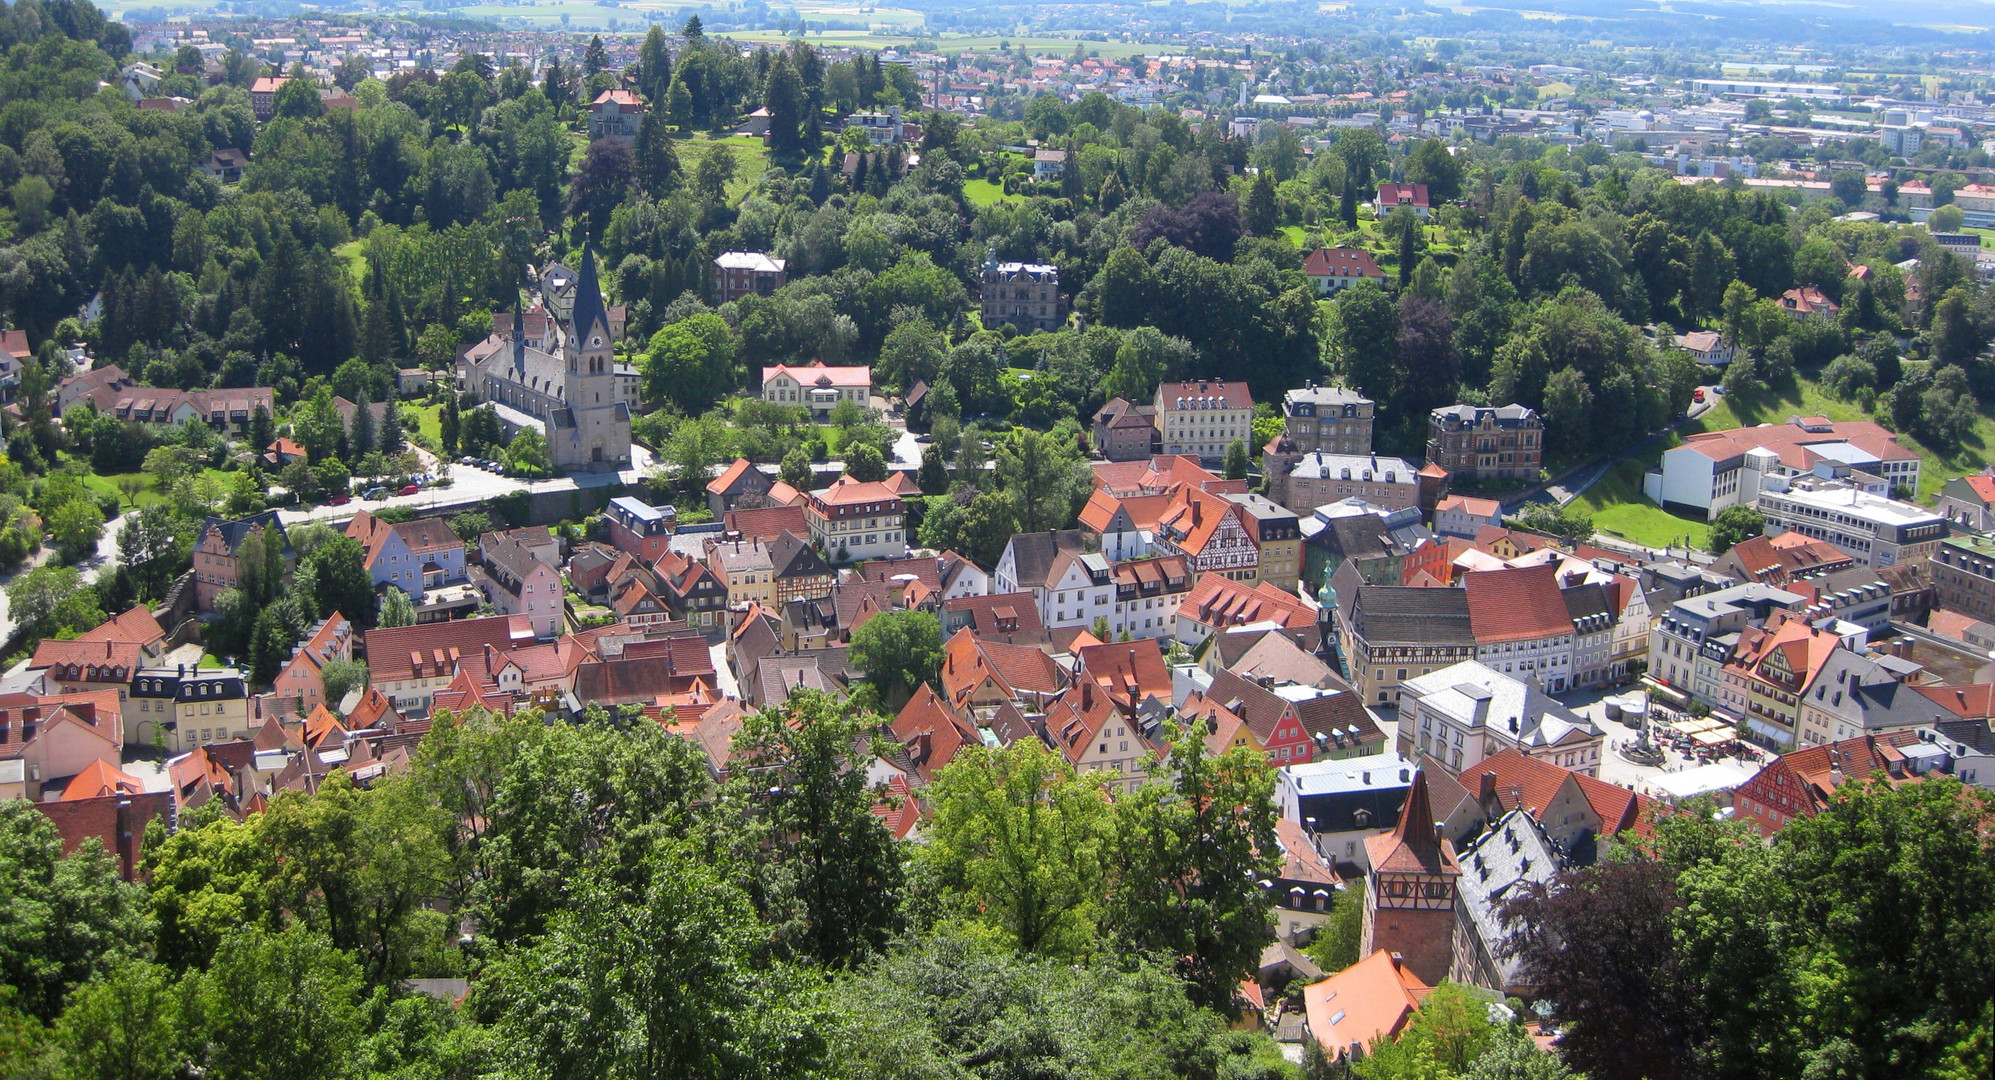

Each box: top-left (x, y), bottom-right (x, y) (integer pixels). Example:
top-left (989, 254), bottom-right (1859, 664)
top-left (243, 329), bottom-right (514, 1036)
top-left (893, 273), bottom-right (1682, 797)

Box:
top-left (1359, 768), bottom-right (1461, 985)
top-left (555, 246), bottom-right (630, 468)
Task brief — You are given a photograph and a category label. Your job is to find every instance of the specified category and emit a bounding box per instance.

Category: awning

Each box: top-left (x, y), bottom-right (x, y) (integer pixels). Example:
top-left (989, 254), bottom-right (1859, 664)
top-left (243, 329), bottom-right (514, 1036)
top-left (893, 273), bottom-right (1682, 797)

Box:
top-left (1744, 717), bottom-right (1789, 742)
top-left (1641, 677), bottom-right (1690, 706)
top-left (1691, 729), bottom-right (1730, 747)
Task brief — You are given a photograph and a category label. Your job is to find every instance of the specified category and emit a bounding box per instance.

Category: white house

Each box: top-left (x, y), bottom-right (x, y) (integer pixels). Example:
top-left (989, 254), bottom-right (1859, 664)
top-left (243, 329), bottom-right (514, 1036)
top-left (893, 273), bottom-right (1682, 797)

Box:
top-left (1398, 661), bottom-right (1605, 777)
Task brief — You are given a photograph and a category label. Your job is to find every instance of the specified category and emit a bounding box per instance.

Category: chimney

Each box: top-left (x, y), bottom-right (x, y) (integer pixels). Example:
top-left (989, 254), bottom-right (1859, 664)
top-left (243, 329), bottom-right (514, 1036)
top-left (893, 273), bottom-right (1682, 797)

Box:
top-left (1479, 770), bottom-right (1497, 802)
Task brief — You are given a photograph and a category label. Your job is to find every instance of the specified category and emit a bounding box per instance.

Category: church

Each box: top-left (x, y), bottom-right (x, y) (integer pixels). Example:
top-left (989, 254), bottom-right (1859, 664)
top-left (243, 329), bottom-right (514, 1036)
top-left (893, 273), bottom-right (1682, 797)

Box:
top-left (456, 248), bottom-right (633, 471)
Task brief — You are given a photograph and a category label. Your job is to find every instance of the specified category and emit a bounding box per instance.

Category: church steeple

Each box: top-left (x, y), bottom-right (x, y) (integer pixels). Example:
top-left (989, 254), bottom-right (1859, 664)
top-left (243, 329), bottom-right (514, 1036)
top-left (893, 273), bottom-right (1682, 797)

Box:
top-left (570, 244), bottom-right (610, 348)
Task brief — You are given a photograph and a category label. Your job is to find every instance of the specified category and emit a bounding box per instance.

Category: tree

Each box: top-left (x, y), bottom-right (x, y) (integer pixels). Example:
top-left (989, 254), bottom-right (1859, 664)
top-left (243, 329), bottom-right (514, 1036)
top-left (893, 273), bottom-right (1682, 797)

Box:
top-left (6, 566), bottom-right (106, 649)
top-left (844, 442), bottom-right (887, 483)
top-left (1327, 281), bottom-right (1401, 418)
top-left (482, 837), bottom-right (816, 1080)
top-left (915, 444), bottom-right (949, 495)
top-left (119, 503), bottom-right (191, 602)
top-left (1510, 503), bottom-right (1594, 546)
top-left (191, 927), bottom-right (364, 1080)
top-left (568, 138), bottom-right (636, 239)
top-left (439, 394), bottom-right (461, 457)
top-left (1243, 171), bottom-right (1279, 237)
top-left (48, 498), bottom-right (104, 564)
top-left (1353, 982), bottom-right (1496, 1080)
top-left (723, 691), bottom-right (905, 968)
top-left (633, 111), bottom-right (681, 195)
top-left (1106, 722), bottom-right (1280, 1011)
top-left (780, 446), bottom-right (815, 489)
top-left (319, 659), bottom-right (369, 705)
top-left (1223, 439), bottom-right (1249, 481)
top-left (304, 535), bottom-right (378, 630)
top-left (377, 587), bottom-right (416, 629)
top-left (1500, 857), bottom-right (1702, 1080)
top-left (848, 609), bottom-right (941, 710)
top-left (0, 802), bottom-right (147, 1024)
top-left (643, 313), bottom-right (739, 414)
top-left (506, 427), bottom-right (552, 477)
top-left (52, 958), bottom-right (185, 1080)
top-left (918, 741), bottom-right (1113, 958)
top-left (995, 428), bottom-right (1090, 534)
top-left (1405, 138), bottom-right (1464, 202)
top-left (1931, 203), bottom-right (1966, 233)
top-left (1707, 505), bottom-right (1765, 555)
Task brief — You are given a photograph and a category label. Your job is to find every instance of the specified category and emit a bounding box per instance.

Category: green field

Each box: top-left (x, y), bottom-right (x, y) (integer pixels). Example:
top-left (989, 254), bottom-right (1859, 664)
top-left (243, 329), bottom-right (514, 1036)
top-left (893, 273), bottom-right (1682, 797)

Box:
top-left (405, 402), bottom-right (443, 446)
top-left (962, 176), bottom-right (1025, 208)
top-left (81, 467), bottom-right (236, 510)
top-left (1571, 458), bottom-right (1711, 551)
top-left (678, 134), bottom-right (770, 202)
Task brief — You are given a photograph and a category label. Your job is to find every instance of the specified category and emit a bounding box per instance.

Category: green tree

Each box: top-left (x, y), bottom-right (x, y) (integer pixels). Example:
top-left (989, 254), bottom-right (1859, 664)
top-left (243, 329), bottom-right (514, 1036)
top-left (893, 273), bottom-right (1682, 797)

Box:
top-left (0, 802), bottom-right (148, 1024)
top-left (303, 535), bottom-right (378, 630)
top-left (918, 741), bottom-right (1112, 958)
top-left (47, 498), bottom-right (104, 565)
top-left (1326, 281), bottom-right (1400, 420)
top-left (1223, 438), bottom-right (1249, 481)
top-left (1353, 983), bottom-right (1497, 1080)
top-left (995, 427), bottom-right (1090, 534)
top-left (6, 566), bottom-right (106, 650)
top-left (915, 444), bottom-right (949, 495)
top-left (1243, 170), bottom-right (1278, 237)
top-left (1706, 505), bottom-right (1765, 555)
top-left (721, 690), bottom-right (906, 968)
top-left (847, 609), bottom-right (941, 710)
top-left (52, 959), bottom-right (185, 1080)
top-left (780, 445), bottom-right (815, 489)
top-left (318, 659), bottom-right (369, 705)
top-left (481, 839), bottom-right (819, 1080)
top-left (1106, 723), bottom-right (1280, 1011)
top-left (377, 587), bottom-right (416, 629)
top-left (140, 815), bottom-right (280, 972)
top-left (506, 427), bottom-right (552, 477)
top-left (643, 313), bottom-right (739, 414)
top-left (191, 927), bottom-right (363, 1080)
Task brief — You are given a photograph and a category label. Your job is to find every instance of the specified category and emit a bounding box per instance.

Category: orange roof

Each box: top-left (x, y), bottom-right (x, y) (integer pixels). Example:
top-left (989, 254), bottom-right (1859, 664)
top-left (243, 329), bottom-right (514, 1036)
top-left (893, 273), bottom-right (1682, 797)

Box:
top-left (1075, 638), bottom-right (1171, 708)
top-left (1724, 614), bottom-right (1842, 696)
top-left (810, 475), bottom-right (903, 508)
top-left (1302, 950), bottom-right (1432, 1061)
top-left (1461, 564), bottom-right (1570, 645)
top-left (1912, 682), bottom-right (1995, 719)
top-left (76, 606), bottom-right (165, 647)
top-left (1178, 574), bottom-right (1315, 632)
top-left (1468, 748), bottom-right (1655, 839)
top-left (60, 759), bottom-right (145, 801)
top-left (762, 362), bottom-right (870, 388)
top-left (1363, 768), bottom-right (1459, 875)
top-left (706, 457), bottom-right (759, 496)
top-left (1436, 494), bottom-right (1501, 518)
top-left (1960, 473), bottom-right (1995, 505)
top-left (891, 683), bottom-right (979, 783)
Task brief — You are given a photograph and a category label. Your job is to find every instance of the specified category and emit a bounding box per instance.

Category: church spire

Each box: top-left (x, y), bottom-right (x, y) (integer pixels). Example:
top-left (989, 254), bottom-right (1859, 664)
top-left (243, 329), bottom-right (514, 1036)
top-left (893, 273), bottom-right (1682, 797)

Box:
top-left (570, 244), bottom-right (610, 348)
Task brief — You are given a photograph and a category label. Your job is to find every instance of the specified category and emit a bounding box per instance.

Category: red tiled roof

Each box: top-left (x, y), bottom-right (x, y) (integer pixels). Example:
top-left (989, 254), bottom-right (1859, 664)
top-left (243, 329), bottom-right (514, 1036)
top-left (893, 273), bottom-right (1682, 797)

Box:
top-left (1303, 950), bottom-right (1432, 1061)
top-left (707, 457), bottom-right (759, 496)
top-left (1363, 768), bottom-right (1459, 875)
top-left (76, 606), bottom-right (164, 647)
top-left (1301, 247), bottom-right (1384, 279)
top-left (1461, 564), bottom-right (1570, 645)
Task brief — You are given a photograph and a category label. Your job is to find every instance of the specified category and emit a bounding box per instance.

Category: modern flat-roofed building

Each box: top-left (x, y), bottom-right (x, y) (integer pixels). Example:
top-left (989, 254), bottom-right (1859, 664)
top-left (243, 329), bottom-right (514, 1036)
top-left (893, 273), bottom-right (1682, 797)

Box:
top-left (1755, 475), bottom-right (1947, 570)
top-left (1643, 415), bottom-right (1921, 520)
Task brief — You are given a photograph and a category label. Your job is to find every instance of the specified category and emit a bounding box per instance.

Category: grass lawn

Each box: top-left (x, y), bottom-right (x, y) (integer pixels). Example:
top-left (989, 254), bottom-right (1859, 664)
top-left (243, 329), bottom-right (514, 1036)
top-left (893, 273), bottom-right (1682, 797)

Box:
top-left (83, 467), bottom-right (236, 510)
top-left (676, 134), bottom-right (769, 203)
top-left (404, 403), bottom-right (443, 446)
top-left (335, 240), bottom-right (367, 286)
top-left (1571, 458), bottom-right (1711, 552)
top-left (963, 176), bottom-right (1025, 208)
top-left (1278, 226), bottom-right (1308, 248)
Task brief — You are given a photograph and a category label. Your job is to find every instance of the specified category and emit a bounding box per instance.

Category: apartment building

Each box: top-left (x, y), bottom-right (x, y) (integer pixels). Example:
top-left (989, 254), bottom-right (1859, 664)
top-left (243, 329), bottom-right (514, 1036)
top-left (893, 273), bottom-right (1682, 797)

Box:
top-left (1928, 533), bottom-right (1995, 620)
top-left (1644, 416), bottom-right (1921, 520)
top-left (1648, 583), bottom-right (1807, 710)
top-left (804, 476), bottom-right (907, 563)
top-left (1155, 379), bottom-right (1253, 462)
top-left (1425, 404), bottom-right (1543, 483)
top-left (1399, 661), bottom-right (1604, 776)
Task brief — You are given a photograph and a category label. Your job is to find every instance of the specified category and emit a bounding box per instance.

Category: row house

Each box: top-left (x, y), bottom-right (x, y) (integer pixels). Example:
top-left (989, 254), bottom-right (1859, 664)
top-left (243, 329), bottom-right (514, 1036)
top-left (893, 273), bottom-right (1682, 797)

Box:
top-left (0, 693), bottom-right (126, 802)
top-left (1462, 565), bottom-right (1576, 694)
top-left (1647, 582), bottom-right (1807, 713)
top-left (1336, 582), bottom-right (1478, 708)
top-left (477, 530), bottom-right (563, 640)
top-left (853, 551), bottom-right (989, 603)
top-left (1078, 487), bottom-right (1175, 561)
top-left (1154, 379), bottom-right (1253, 462)
top-left (605, 496), bottom-right (677, 562)
top-left (1183, 667), bottom-right (1384, 767)
top-left (1720, 614), bottom-right (1848, 751)
top-left (1731, 730), bottom-right (1922, 836)
top-left (130, 664), bottom-right (249, 754)
top-left (364, 614), bottom-right (538, 714)
top-left (939, 627), bottom-right (1067, 724)
top-left (1226, 493), bottom-right (1303, 593)
top-left (1152, 487), bottom-right (1260, 580)
top-left (1107, 554), bottom-right (1195, 641)
top-left (1175, 572), bottom-right (1319, 649)
top-left (267, 612), bottom-right (354, 716)
top-left (347, 510), bottom-right (468, 603)
top-left (192, 511), bottom-right (291, 612)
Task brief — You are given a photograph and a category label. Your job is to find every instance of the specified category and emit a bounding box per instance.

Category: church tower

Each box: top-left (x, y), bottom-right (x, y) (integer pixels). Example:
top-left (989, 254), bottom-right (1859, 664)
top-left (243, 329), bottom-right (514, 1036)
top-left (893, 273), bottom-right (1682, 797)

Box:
top-left (1359, 769), bottom-right (1461, 986)
top-left (560, 245), bottom-right (622, 466)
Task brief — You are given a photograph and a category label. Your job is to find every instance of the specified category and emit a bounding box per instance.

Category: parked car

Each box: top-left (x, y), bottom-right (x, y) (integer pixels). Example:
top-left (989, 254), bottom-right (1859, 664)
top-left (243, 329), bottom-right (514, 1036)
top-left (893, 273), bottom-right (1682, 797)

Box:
top-left (363, 487), bottom-right (389, 500)
top-left (328, 494), bottom-right (351, 506)
top-left (1693, 388), bottom-right (1706, 403)
top-left (399, 484), bottom-right (419, 496)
